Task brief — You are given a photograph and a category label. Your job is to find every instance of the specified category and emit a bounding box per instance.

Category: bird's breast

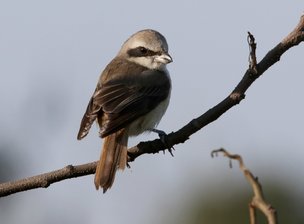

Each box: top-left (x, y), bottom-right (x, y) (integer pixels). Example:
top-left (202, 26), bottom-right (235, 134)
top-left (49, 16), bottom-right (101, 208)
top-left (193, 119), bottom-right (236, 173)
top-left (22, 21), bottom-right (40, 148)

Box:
top-left (127, 92), bottom-right (171, 136)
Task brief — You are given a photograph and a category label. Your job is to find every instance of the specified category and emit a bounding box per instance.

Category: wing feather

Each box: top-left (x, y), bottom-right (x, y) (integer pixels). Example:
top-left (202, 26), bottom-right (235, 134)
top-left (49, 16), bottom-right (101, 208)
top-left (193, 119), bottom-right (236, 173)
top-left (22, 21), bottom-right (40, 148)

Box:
top-left (77, 58), bottom-right (170, 140)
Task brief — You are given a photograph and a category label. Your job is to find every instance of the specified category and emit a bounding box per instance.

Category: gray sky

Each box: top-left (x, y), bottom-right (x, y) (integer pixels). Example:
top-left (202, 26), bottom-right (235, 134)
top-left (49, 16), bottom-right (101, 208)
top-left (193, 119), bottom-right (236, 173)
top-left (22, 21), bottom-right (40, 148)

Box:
top-left (0, 1), bottom-right (303, 223)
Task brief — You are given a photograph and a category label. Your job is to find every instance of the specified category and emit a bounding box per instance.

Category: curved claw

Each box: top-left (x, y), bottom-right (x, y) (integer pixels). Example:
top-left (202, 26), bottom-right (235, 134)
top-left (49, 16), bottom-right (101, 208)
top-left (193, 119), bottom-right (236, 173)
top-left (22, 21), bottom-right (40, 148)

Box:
top-left (150, 128), bottom-right (175, 156)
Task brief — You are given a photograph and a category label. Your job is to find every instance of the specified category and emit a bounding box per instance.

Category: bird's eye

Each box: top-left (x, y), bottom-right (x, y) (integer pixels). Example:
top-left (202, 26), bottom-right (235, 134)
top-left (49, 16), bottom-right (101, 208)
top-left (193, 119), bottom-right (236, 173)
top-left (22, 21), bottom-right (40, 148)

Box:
top-left (139, 47), bottom-right (148, 54)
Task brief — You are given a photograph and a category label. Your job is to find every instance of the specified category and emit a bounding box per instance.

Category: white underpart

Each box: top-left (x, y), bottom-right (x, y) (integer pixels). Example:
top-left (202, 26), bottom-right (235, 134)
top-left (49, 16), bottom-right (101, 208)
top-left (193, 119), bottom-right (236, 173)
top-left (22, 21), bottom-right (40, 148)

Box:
top-left (127, 71), bottom-right (171, 136)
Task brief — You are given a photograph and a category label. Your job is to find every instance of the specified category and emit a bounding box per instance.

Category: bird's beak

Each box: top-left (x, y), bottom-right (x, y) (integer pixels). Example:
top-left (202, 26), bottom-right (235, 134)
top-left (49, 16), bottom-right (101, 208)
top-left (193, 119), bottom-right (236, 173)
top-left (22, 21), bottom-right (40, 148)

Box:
top-left (155, 52), bottom-right (173, 64)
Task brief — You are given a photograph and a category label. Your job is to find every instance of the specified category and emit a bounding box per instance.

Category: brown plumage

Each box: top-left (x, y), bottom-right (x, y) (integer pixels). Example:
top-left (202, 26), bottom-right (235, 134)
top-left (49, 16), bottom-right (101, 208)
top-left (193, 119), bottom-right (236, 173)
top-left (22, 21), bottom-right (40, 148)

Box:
top-left (77, 29), bottom-right (172, 192)
top-left (94, 129), bottom-right (128, 192)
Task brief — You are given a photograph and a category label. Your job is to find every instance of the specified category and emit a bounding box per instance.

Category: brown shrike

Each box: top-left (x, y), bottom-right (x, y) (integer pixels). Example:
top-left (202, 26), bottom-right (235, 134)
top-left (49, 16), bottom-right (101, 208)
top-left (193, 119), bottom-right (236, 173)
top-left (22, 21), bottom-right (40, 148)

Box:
top-left (77, 29), bottom-right (172, 192)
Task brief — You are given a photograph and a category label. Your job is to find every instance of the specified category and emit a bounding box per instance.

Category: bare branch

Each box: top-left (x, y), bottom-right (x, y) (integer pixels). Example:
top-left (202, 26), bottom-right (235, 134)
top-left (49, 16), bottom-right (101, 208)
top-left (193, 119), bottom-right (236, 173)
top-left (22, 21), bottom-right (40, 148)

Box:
top-left (127, 14), bottom-right (304, 161)
top-left (0, 162), bottom-right (97, 197)
top-left (0, 14), bottom-right (304, 197)
top-left (211, 148), bottom-right (278, 224)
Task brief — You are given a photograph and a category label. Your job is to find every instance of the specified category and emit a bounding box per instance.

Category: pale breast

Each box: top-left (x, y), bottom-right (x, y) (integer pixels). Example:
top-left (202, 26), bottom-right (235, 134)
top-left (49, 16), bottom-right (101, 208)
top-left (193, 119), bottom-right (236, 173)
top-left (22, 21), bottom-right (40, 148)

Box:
top-left (127, 92), bottom-right (171, 136)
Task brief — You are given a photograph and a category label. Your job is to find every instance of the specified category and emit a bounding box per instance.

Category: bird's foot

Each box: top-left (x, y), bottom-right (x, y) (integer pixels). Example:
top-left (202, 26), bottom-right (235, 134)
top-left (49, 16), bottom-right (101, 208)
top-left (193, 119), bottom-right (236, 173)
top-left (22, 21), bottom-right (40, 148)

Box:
top-left (150, 128), bottom-right (175, 156)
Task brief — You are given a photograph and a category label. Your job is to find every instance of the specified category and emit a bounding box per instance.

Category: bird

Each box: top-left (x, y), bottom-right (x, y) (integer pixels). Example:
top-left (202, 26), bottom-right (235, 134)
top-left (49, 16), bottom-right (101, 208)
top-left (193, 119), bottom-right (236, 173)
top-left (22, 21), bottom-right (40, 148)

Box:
top-left (77, 29), bottom-right (173, 193)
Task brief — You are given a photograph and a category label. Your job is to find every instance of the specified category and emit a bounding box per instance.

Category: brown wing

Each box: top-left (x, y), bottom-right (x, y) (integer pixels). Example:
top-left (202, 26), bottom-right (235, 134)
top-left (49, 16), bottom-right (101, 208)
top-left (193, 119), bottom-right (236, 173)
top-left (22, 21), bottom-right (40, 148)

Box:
top-left (77, 85), bottom-right (102, 140)
top-left (77, 60), bottom-right (170, 140)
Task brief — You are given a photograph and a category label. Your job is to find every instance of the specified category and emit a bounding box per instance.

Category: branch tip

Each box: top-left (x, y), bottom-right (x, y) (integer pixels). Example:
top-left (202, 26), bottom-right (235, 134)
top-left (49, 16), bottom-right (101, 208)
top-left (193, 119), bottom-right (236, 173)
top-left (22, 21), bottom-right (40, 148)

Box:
top-left (247, 31), bottom-right (258, 74)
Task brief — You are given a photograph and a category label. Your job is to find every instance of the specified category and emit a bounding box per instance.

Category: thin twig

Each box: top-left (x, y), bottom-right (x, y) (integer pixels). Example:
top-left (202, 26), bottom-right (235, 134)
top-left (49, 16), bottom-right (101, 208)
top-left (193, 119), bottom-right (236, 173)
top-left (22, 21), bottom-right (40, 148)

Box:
top-left (247, 31), bottom-right (258, 74)
top-left (211, 148), bottom-right (278, 224)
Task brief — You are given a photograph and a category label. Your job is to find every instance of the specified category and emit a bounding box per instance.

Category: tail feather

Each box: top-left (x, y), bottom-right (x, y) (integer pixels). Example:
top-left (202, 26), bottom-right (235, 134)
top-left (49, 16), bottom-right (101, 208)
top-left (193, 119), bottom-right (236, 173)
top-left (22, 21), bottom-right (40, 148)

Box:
top-left (94, 129), bottom-right (128, 192)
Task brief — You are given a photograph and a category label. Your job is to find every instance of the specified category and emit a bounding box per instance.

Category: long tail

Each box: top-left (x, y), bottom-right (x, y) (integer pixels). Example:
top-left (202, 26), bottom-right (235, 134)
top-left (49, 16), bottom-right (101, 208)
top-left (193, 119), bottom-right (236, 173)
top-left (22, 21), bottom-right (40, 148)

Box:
top-left (94, 129), bottom-right (128, 193)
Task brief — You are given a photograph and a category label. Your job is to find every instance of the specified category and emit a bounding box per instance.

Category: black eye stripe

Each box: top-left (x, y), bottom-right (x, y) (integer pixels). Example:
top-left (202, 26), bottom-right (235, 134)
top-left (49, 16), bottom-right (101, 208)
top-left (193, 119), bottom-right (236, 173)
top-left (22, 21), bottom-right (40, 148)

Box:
top-left (127, 47), bottom-right (160, 57)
